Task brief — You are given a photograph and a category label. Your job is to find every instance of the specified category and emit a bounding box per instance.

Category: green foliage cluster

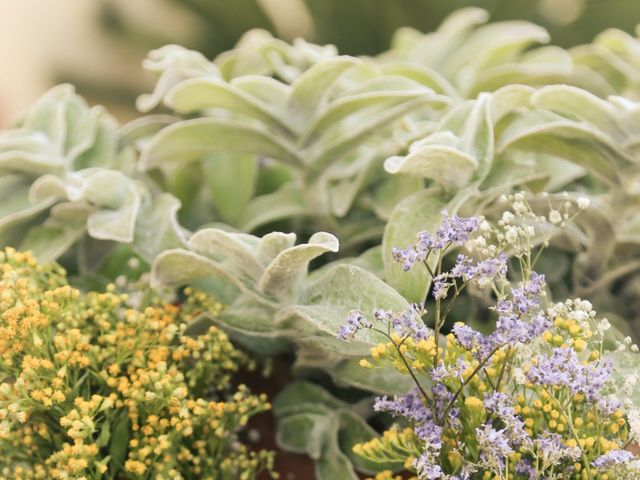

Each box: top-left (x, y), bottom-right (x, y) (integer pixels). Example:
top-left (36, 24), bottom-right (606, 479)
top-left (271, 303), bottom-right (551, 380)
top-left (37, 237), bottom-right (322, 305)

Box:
top-left (3, 7), bottom-right (640, 477)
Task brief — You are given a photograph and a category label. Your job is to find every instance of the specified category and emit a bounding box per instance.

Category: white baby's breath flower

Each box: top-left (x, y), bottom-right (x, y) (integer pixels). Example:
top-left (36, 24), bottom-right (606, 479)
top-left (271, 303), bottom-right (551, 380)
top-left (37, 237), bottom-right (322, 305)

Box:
top-left (628, 408), bottom-right (640, 441)
top-left (548, 210), bottom-right (562, 224)
top-left (599, 318), bottom-right (611, 332)
top-left (577, 197), bottom-right (590, 209)
top-left (501, 211), bottom-right (515, 224)
top-left (513, 368), bottom-right (527, 385)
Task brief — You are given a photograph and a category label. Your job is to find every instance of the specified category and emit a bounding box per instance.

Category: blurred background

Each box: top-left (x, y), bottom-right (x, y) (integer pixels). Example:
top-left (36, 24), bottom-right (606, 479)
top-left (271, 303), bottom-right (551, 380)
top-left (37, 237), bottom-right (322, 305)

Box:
top-left (2, 0), bottom-right (640, 128)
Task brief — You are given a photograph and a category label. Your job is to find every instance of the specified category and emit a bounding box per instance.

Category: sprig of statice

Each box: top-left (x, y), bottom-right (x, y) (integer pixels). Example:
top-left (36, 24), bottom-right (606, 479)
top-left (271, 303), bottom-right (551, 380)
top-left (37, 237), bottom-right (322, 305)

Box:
top-left (338, 193), bottom-right (640, 480)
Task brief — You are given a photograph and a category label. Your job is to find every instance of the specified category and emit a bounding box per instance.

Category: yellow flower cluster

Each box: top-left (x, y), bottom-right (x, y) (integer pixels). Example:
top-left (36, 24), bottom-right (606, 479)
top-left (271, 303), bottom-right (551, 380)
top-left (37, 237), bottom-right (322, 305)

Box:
top-left (0, 248), bottom-right (275, 480)
top-left (353, 315), bottom-right (632, 480)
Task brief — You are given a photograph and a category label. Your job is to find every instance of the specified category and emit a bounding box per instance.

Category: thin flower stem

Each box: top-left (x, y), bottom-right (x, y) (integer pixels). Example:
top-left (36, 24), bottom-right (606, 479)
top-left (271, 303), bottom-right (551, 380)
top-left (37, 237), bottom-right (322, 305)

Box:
top-left (543, 387), bottom-right (593, 480)
top-left (495, 347), bottom-right (514, 392)
top-left (444, 345), bottom-right (503, 418)
top-left (370, 327), bottom-right (432, 405)
top-left (440, 280), bottom-right (470, 326)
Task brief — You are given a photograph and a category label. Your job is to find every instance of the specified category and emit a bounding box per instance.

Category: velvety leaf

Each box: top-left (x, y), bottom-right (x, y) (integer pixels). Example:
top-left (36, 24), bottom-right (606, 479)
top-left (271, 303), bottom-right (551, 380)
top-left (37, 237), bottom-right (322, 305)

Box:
top-left (0, 176), bottom-right (55, 232)
top-left (315, 438), bottom-right (359, 480)
top-left (202, 153), bottom-right (257, 225)
top-left (276, 412), bottom-right (333, 460)
top-left (256, 232), bottom-right (297, 265)
top-left (331, 358), bottom-right (414, 395)
top-left (309, 95), bottom-right (449, 173)
top-left (231, 75), bottom-right (290, 110)
top-left (119, 114), bottom-right (177, 145)
top-left (380, 62), bottom-right (459, 98)
top-left (384, 146), bottom-right (477, 189)
top-left (300, 88), bottom-right (432, 146)
top-left (165, 78), bottom-right (292, 134)
top-left (276, 304), bottom-right (384, 356)
top-left (0, 131), bottom-right (65, 175)
top-left (70, 171), bottom-right (141, 243)
top-left (150, 249), bottom-right (243, 291)
top-left (287, 56), bottom-right (360, 131)
top-left (382, 189), bottom-right (448, 302)
top-left (498, 111), bottom-right (630, 185)
top-left (258, 232), bottom-right (339, 301)
top-left (132, 193), bottom-right (188, 263)
top-left (531, 85), bottom-right (627, 141)
top-left (370, 174), bottom-right (424, 221)
top-left (20, 203), bottom-right (88, 262)
top-left (240, 183), bottom-right (311, 231)
top-left (188, 228), bottom-right (264, 284)
top-left (136, 45), bottom-right (220, 112)
top-left (139, 118), bottom-right (301, 171)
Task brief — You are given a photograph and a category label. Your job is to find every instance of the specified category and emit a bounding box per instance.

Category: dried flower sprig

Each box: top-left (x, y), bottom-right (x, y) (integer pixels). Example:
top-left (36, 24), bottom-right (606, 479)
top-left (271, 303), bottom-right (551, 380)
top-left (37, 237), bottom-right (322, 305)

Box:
top-left (338, 194), bottom-right (639, 479)
top-left (0, 248), bottom-right (275, 480)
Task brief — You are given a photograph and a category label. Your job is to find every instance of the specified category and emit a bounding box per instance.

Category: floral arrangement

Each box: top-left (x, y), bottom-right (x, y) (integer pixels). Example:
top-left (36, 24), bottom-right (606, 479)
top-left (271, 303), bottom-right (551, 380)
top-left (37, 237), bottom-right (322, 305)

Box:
top-left (2, 7), bottom-right (640, 479)
top-left (340, 196), bottom-right (640, 479)
top-left (0, 248), bottom-right (274, 479)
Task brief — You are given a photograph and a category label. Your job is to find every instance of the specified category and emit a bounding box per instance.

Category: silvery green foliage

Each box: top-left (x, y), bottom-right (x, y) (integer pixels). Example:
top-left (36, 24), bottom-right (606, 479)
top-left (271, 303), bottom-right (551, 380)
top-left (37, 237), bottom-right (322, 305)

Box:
top-left (135, 43), bottom-right (449, 243)
top-left (215, 29), bottom-right (339, 81)
top-left (150, 228), bottom-right (412, 376)
top-left (382, 83), bottom-right (640, 308)
top-left (385, 7), bottom-right (615, 98)
top-left (0, 85), bottom-right (187, 265)
top-left (274, 382), bottom-right (403, 480)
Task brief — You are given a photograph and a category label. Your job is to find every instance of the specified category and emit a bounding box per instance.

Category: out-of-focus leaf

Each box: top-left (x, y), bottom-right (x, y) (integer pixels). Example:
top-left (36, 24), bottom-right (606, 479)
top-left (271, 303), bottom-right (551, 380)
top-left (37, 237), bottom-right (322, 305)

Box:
top-left (382, 189), bottom-right (447, 302)
top-left (139, 118), bottom-right (301, 170)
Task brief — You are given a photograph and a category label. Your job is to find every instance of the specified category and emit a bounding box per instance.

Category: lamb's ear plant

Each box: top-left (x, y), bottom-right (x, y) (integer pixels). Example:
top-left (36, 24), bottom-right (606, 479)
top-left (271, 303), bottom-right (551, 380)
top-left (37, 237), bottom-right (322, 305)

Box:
top-left (273, 381), bottom-right (403, 480)
top-left (0, 85), bottom-right (187, 274)
top-left (136, 43), bottom-right (449, 245)
top-left (385, 7), bottom-right (616, 98)
top-left (150, 227), bottom-right (414, 392)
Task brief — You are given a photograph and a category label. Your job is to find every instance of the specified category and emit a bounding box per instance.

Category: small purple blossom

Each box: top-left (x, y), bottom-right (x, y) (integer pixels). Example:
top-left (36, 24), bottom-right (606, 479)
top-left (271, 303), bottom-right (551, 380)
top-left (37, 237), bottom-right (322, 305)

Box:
top-left (592, 450), bottom-right (635, 469)
top-left (432, 274), bottom-right (450, 300)
top-left (476, 424), bottom-right (513, 464)
top-left (447, 252), bottom-right (508, 292)
top-left (527, 348), bottom-right (613, 404)
top-left (436, 210), bottom-right (481, 247)
top-left (414, 453), bottom-right (443, 480)
top-left (535, 434), bottom-right (581, 465)
top-left (391, 211), bottom-right (481, 271)
top-left (484, 392), bottom-right (531, 448)
top-left (337, 310), bottom-right (371, 341)
top-left (388, 303), bottom-right (430, 341)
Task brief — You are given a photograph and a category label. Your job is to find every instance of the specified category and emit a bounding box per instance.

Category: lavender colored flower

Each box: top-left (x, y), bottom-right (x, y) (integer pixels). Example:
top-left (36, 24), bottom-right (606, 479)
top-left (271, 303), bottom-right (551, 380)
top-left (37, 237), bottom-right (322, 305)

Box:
top-left (415, 453), bottom-right (443, 480)
top-left (391, 246), bottom-right (421, 271)
top-left (476, 424), bottom-right (513, 465)
top-left (374, 389), bottom-right (431, 427)
top-left (432, 274), bottom-right (450, 300)
top-left (527, 347), bottom-right (613, 404)
top-left (452, 322), bottom-right (484, 350)
top-left (592, 450), bottom-right (635, 469)
top-left (337, 310), bottom-right (371, 341)
top-left (484, 392), bottom-right (531, 448)
top-left (389, 303), bottom-right (430, 341)
top-left (435, 210), bottom-right (481, 248)
top-left (449, 252), bottom-right (507, 288)
top-left (511, 272), bottom-right (546, 315)
top-left (515, 460), bottom-right (536, 479)
top-left (535, 434), bottom-right (581, 465)
top-left (391, 211), bottom-right (481, 272)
